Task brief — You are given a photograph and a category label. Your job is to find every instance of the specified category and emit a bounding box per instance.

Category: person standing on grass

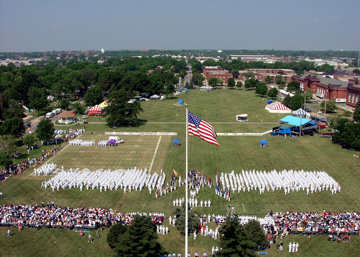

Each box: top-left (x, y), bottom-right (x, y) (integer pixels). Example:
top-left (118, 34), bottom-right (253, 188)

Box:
top-left (88, 234), bottom-right (92, 243)
top-left (7, 229), bottom-right (11, 237)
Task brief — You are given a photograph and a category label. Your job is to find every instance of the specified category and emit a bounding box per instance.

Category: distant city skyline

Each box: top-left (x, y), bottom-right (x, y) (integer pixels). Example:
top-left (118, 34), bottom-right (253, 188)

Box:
top-left (0, 0), bottom-right (359, 52)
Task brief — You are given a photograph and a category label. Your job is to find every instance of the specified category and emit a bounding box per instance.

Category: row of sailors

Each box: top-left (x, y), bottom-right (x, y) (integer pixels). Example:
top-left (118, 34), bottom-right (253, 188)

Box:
top-left (217, 169), bottom-right (340, 195)
top-left (33, 163), bottom-right (57, 176)
top-left (172, 198), bottom-right (212, 208)
top-left (288, 242), bottom-right (299, 252)
top-left (42, 167), bottom-right (165, 193)
top-left (197, 214), bottom-right (275, 228)
top-left (69, 139), bottom-right (95, 146)
top-left (98, 140), bottom-right (109, 146)
top-left (156, 225), bottom-right (169, 235)
top-left (199, 225), bottom-right (220, 240)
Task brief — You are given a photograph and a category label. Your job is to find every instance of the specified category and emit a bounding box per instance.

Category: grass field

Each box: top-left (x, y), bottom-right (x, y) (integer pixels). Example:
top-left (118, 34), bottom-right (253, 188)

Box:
top-left (1, 89), bottom-right (360, 256)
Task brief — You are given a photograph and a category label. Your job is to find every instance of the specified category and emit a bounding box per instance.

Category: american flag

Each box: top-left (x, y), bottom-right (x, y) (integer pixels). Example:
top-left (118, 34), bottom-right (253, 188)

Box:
top-left (188, 111), bottom-right (219, 146)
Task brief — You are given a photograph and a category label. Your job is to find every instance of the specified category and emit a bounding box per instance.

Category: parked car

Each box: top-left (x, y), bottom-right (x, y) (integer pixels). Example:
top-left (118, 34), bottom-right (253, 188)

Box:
top-left (317, 123), bottom-right (327, 129)
top-left (42, 138), bottom-right (64, 145)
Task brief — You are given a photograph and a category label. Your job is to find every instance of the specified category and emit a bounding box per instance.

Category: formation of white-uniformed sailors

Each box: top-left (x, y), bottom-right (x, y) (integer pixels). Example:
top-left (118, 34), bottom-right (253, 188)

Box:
top-left (156, 225), bottom-right (169, 235)
top-left (41, 167), bottom-right (166, 193)
top-left (69, 139), bottom-right (95, 146)
top-left (33, 163), bottom-right (57, 176)
top-left (98, 140), bottom-right (109, 146)
top-left (172, 198), bottom-right (211, 208)
top-left (215, 169), bottom-right (340, 197)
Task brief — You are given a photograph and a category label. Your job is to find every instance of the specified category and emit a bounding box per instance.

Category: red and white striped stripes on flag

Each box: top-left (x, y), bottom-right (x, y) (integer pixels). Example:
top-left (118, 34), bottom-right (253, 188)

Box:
top-left (188, 111), bottom-right (219, 146)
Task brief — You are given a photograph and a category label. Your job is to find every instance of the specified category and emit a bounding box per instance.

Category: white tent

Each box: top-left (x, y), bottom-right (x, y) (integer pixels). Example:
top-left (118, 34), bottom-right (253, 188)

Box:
top-left (292, 108), bottom-right (310, 118)
top-left (265, 101), bottom-right (292, 114)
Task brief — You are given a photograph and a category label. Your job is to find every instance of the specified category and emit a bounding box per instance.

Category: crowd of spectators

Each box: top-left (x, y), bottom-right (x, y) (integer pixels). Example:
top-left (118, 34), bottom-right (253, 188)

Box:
top-left (0, 145), bottom-right (62, 181)
top-left (0, 203), bottom-right (166, 230)
top-left (267, 211), bottom-right (360, 237)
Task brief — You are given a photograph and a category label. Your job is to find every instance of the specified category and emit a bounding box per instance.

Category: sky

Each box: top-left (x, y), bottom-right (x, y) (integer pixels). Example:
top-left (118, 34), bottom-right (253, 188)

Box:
top-left (0, 0), bottom-right (359, 52)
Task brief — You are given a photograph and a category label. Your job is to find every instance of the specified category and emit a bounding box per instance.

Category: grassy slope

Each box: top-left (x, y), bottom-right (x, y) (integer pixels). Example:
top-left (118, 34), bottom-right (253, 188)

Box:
top-left (1, 89), bottom-right (360, 255)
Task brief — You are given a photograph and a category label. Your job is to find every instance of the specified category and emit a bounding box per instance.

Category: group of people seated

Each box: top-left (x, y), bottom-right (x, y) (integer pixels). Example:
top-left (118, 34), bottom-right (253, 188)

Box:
top-left (214, 169), bottom-right (340, 197)
top-left (0, 203), bottom-right (166, 229)
top-left (267, 210), bottom-right (360, 236)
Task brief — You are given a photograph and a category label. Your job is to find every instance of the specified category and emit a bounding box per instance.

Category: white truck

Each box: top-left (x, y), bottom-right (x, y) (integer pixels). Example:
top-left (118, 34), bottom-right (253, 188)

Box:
top-left (46, 112), bottom-right (55, 118)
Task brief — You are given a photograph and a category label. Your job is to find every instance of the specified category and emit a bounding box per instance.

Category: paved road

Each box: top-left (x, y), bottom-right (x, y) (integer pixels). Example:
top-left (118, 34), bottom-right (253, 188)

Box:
top-left (184, 64), bottom-right (192, 86)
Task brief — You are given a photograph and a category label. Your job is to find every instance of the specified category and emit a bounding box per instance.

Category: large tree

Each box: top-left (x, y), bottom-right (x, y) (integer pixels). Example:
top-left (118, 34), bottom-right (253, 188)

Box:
top-left (107, 223), bottom-right (128, 249)
top-left (289, 93), bottom-right (304, 110)
top-left (227, 78), bottom-right (235, 89)
top-left (236, 81), bottom-right (243, 89)
top-left (305, 88), bottom-right (313, 102)
top-left (84, 86), bottom-right (103, 106)
top-left (173, 205), bottom-right (200, 235)
top-left (265, 75), bottom-right (272, 84)
top-left (255, 82), bottom-right (268, 96)
top-left (105, 88), bottom-right (142, 127)
top-left (217, 216), bottom-right (256, 257)
top-left (0, 152), bottom-right (12, 168)
top-left (0, 135), bottom-right (17, 154)
top-left (354, 106), bottom-right (360, 122)
top-left (0, 117), bottom-right (24, 138)
top-left (244, 78), bottom-right (257, 90)
top-left (191, 72), bottom-right (204, 86)
top-left (27, 87), bottom-right (48, 113)
top-left (333, 121), bottom-right (360, 150)
top-left (23, 134), bottom-right (36, 147)
top-left (208, 77), bottom-right (218, 88)
top-left (321, 99), bottom-right (337, 113)
top-left (36, 118), bottom-right (55, 141)
top-left (113, 216), bottom-right (164, 257)
top-left (267, 87), bottom-right (278, 98)
top-left (244, 220), bottom-right (268, 248)
top-left (287, 81), bottom-right (300, 92)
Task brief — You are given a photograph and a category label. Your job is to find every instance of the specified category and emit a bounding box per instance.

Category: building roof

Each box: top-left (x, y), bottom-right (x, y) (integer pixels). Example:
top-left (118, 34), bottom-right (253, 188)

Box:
top-left (57, 110), bottom-right (75, 118)
top-left (324, 70), bottom-right (350, 76)
top-left (207, 70), bottom-right (231, 75)
top-left (318, 76), bottom-right (348, 88)
top-left (280, 115), bottom-right (311, 126)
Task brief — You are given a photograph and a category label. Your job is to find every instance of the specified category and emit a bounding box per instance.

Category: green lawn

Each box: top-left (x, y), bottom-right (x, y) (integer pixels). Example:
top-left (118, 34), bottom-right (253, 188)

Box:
top-left (1, 89), bottom-right (360, 256)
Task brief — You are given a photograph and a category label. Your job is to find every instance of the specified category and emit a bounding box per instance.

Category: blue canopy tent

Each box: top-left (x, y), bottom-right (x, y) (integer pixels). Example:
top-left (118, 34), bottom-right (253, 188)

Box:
top-left (259, 139), bottom-right (268, 147)
top-left (172, 139), bottom-right (181, 146)
top-left (278, 126), bottom-right (292, 136)
top-left (280, 115), bottom-right (311, 126)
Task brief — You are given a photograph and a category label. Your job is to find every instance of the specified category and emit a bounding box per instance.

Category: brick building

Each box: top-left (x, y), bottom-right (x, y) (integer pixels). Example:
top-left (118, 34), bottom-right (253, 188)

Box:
top-left (293, 75), bottom-right (348, 102)
top-left (323, 70), bottom-right (355, 80)
top-left (239, 69), bottom-right (296, 84)
top-left (203, 66), bottom-right (232, 84)
top-left (346, 79), bottom-right (360, 108)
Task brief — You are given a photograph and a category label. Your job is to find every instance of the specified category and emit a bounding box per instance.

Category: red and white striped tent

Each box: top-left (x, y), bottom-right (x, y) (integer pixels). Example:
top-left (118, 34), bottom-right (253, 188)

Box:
top-left (265, 101), bottom-right (291, 113)
top-left (88, 105), bottom-right (102, 114)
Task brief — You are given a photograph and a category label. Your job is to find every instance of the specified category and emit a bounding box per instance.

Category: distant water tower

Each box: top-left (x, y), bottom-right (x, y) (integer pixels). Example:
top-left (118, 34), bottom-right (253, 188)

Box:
top-left (101, 48), bottom-right (105, 54)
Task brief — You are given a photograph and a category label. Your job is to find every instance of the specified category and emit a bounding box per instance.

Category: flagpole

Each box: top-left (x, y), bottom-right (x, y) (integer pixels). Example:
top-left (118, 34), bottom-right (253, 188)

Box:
top-left (185, 106), bottom-right (189, 256)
